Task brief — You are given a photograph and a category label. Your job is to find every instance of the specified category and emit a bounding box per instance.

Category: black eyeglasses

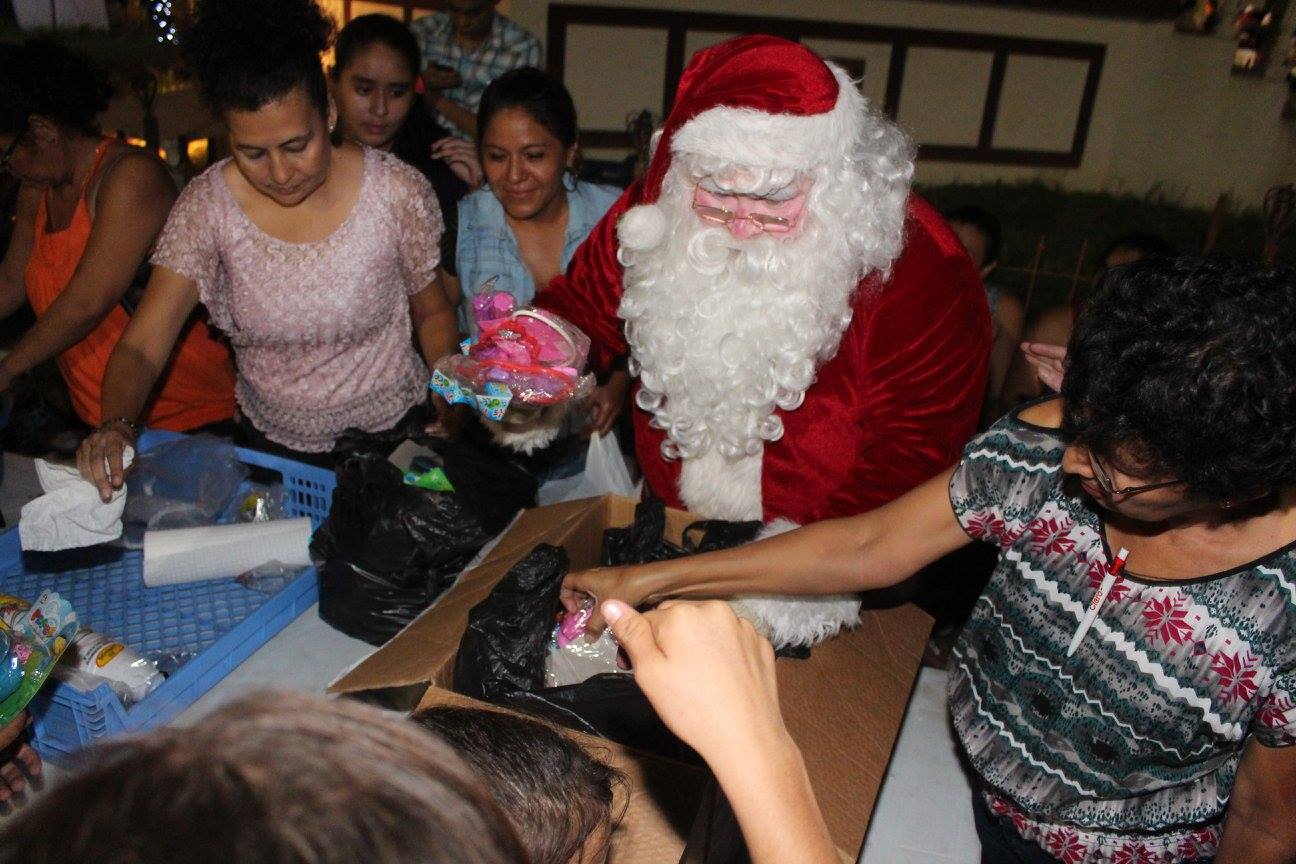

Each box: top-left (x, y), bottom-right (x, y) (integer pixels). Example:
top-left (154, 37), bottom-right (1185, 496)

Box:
top-left (1089, 451), bottom-right (1184, 498)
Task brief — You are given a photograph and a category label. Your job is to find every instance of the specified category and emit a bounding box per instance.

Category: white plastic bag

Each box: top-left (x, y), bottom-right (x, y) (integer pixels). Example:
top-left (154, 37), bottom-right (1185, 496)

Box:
top-left (536, 432), bottom-right (637, 505)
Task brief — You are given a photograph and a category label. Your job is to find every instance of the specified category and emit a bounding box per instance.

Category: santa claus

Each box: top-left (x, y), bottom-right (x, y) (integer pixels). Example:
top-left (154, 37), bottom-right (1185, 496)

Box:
top-left (534, 35), bottom-right (990, 646)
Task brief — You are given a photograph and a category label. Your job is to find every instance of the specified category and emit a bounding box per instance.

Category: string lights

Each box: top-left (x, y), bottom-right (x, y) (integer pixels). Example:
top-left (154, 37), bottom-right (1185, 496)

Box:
top-left (151, 1), bottom-right (177, 44)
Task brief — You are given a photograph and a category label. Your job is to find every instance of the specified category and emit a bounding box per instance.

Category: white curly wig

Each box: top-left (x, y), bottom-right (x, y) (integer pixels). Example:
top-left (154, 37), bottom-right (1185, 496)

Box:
top-left (616, 62), bottom-right (915, 471)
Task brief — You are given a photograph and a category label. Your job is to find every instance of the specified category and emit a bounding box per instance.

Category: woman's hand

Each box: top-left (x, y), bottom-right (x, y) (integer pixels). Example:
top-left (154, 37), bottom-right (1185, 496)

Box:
top-left (430, 137), bottom-right (483, 189)
top-left (76, 422), bottom-right (135, 503)
top-left (1021, 341), bottom-right (1067, 392)
top-left (604, 600), bottom-right (786, 769)
top-left (0, 711), bottom-right (41, 804)
top-left (561, 565), bottom-right (653, 636)
top-left (424, 399), bottom-right (473, 441)
top-left (584, 371), bottom-right (629, 436)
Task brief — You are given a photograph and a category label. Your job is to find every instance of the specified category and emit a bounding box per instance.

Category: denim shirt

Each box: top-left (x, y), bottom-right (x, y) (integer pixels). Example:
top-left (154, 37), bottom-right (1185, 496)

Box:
top-left (456, 181), bottom-right (621, 336)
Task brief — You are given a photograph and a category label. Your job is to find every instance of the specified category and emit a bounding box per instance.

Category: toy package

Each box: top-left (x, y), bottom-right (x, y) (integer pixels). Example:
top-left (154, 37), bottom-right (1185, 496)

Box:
top-left (544, 598), bottom-right (626, 688)
top-left (0, 590), bottom-right (78, 726)
top-left (0, 593), bottom-right (164, 708)
top-left (431, 286), bottom-right (594, 423)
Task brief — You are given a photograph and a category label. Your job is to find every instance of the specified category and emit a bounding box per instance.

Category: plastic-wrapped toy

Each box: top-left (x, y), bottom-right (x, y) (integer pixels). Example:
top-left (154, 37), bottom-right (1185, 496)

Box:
top-left (0, 590), bottom-right (78, 726)
top-left (430, 285), bottom-right (594, 423)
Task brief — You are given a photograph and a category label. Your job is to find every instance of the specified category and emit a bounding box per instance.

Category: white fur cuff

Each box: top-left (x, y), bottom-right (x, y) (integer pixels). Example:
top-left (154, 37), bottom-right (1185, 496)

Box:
top-left (724, 517), bottom-right (861, 648)
top-left (483, 407), bottom-right (567, 455)
top-left (728, 594), bottom-right (863, 649)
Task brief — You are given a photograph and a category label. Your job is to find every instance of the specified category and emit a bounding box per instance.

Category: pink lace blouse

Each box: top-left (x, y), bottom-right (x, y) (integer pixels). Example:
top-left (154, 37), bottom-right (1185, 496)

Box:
top-left (153, 148), bottom-right (442, 452)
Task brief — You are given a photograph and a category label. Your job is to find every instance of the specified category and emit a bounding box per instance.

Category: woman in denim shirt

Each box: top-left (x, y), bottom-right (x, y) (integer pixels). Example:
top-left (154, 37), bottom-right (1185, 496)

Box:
top-left (455, 68), bottom-right (620, 338)
top-left (454, 68), bottom-right (626, 440)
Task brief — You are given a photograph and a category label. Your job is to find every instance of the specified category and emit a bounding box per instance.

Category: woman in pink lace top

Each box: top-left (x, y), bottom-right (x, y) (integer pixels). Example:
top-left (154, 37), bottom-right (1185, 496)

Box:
top-left (77, 0), bottom-right (460, 493)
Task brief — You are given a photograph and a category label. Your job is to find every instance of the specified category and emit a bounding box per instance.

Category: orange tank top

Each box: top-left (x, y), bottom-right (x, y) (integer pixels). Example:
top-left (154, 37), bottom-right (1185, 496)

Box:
top-left (23, 141), bottom-right (236, 431)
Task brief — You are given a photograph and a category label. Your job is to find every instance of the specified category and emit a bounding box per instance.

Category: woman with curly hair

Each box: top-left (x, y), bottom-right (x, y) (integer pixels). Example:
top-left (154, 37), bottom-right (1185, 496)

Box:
top-left (77, 0), bottom-right (461, 489)
top-left (0, 40), bottom-right (235, 433)
top-left (563, 257), bottom-right (1296, 863)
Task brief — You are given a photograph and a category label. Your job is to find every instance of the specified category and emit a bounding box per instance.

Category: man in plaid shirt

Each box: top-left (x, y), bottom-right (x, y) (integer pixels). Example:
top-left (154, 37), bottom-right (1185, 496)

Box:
top-left (412, 0), bottom-right (542, 138)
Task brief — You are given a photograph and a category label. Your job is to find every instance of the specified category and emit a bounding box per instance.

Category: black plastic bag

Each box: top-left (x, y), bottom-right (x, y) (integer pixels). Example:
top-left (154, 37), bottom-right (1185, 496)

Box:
top-left (331, 420), bottom-right (538, 538)
top-left (601, 498), bottom-right (684, 566)
top-left (602, 498), bottom-right (763, 565)
top-left (312, 448), bottom-right (534, 645)
top-left (453, 506), bottom-right (766, 763)
top-left (454, 544), bottom-right (702, 764)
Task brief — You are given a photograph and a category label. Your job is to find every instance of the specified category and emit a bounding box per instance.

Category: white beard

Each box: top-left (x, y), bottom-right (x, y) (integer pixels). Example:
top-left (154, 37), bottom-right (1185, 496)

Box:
top-left (616, 154), bottom-right (909, 648)
top-left (618, 160), bottom-right (867, 522)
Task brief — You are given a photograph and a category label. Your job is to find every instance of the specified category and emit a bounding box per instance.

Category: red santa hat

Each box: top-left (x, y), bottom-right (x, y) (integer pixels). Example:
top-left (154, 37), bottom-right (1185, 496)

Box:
top-left (621, 34), bottom-right (868, 250)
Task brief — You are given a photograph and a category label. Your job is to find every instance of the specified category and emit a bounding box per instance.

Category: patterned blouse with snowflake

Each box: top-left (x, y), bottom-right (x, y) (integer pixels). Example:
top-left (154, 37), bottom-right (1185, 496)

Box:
top-left (947, 410), bottom-right (1296, 864)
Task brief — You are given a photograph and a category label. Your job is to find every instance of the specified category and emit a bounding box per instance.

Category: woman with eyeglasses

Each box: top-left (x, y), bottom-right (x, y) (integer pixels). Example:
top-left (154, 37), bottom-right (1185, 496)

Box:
top-left (0, 40), bottom-right (235, 434)
top-left (455, 67), bottom-right (626, 438)
top-left (562, 256), bottom-right (1296, 864)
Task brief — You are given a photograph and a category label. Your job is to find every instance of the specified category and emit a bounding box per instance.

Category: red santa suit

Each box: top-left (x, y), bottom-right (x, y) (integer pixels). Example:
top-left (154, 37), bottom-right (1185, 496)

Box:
top-left (535, 36), bottom-right (990, 644)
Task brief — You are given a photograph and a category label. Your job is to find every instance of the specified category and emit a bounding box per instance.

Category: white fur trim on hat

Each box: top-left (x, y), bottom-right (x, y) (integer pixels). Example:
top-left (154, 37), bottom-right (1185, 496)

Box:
top-left (670, 63), bottom-right (865, 171)
top-left (616, 204), bottom-right (667, 254)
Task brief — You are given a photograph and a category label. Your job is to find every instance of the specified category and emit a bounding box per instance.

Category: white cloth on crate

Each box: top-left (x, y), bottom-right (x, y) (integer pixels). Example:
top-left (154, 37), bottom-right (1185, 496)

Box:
top-left (19, 448), bottom-right (134, 552)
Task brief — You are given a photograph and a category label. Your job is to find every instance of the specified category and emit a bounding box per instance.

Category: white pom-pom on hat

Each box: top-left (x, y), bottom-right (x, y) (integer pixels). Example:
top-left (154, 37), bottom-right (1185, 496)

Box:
top-left (617, 204), bottom-right (668, 253)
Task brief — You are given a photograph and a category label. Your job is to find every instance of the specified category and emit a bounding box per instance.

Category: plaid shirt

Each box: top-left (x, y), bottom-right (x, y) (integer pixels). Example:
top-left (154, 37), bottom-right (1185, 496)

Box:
top-left (410, 12), bottom-right (542, 137)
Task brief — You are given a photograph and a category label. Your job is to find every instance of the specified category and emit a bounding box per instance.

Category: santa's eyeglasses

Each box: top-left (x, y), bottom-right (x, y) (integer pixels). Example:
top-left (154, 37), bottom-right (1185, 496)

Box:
top-left (691, 200), bottom-right (793, 233)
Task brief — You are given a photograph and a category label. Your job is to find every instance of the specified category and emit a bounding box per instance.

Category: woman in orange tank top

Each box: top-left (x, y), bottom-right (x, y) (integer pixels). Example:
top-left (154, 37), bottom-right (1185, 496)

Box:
top-left (0, 40), bottom-right (235, 432)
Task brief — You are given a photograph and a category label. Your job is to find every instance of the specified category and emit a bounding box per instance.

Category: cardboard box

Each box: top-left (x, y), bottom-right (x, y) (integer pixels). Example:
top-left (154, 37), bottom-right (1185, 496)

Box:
top-left (330, 495), bottom-right (933, 861)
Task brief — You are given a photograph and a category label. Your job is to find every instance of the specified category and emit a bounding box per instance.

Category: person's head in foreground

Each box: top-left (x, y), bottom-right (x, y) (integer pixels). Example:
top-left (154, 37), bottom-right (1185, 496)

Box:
top-left (0, 39), bottom-right (113, 187)
top-left (185, 0), bottom-right (337, 208)
top-left (414, 705), bottom-right (622, 864)
top-left (0, 692), bottom-right (526, 864)
top-left (1061, 255), bottom-right (1296, 524)
top-left (614, 34), bottom-right (914, 466)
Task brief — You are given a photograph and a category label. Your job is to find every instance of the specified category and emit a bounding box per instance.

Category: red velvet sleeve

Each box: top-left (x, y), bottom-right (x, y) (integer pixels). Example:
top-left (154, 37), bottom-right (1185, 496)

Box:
top-left (532, 182), bottom-right (641, 377)
top-left (827, 199), bottom-right (991, 516)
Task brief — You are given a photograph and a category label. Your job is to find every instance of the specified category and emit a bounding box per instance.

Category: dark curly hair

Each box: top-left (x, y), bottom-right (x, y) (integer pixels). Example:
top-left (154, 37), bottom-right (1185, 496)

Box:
top-left (0, 40), bottom-right (113, 136)
top-left (1062, 256), bottom-right (1296, 503)
top-left (184, 0), bottom-right (335, 117)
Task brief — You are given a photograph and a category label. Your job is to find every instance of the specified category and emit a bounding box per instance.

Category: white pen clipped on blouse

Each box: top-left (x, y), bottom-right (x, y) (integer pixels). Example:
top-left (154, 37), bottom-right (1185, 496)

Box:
top-left (1066, 547), bottom-right (1130, 658)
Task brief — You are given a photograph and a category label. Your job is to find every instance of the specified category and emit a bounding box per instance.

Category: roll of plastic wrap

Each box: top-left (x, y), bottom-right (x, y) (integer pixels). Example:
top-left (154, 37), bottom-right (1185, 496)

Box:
top-left (142, 518), bottom-right (312, 587)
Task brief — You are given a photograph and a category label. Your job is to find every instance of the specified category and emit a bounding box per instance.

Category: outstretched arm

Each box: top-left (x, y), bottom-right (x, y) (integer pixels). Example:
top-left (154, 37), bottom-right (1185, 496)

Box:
top-left (563, 466), bottom-right (971, 633)
top-left (76, 265), bottom-right (201, 500)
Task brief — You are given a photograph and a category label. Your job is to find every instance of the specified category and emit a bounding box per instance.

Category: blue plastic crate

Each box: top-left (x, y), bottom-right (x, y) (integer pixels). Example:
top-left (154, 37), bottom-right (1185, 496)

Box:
top-left (0, 431), bottom-right (335, 761)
